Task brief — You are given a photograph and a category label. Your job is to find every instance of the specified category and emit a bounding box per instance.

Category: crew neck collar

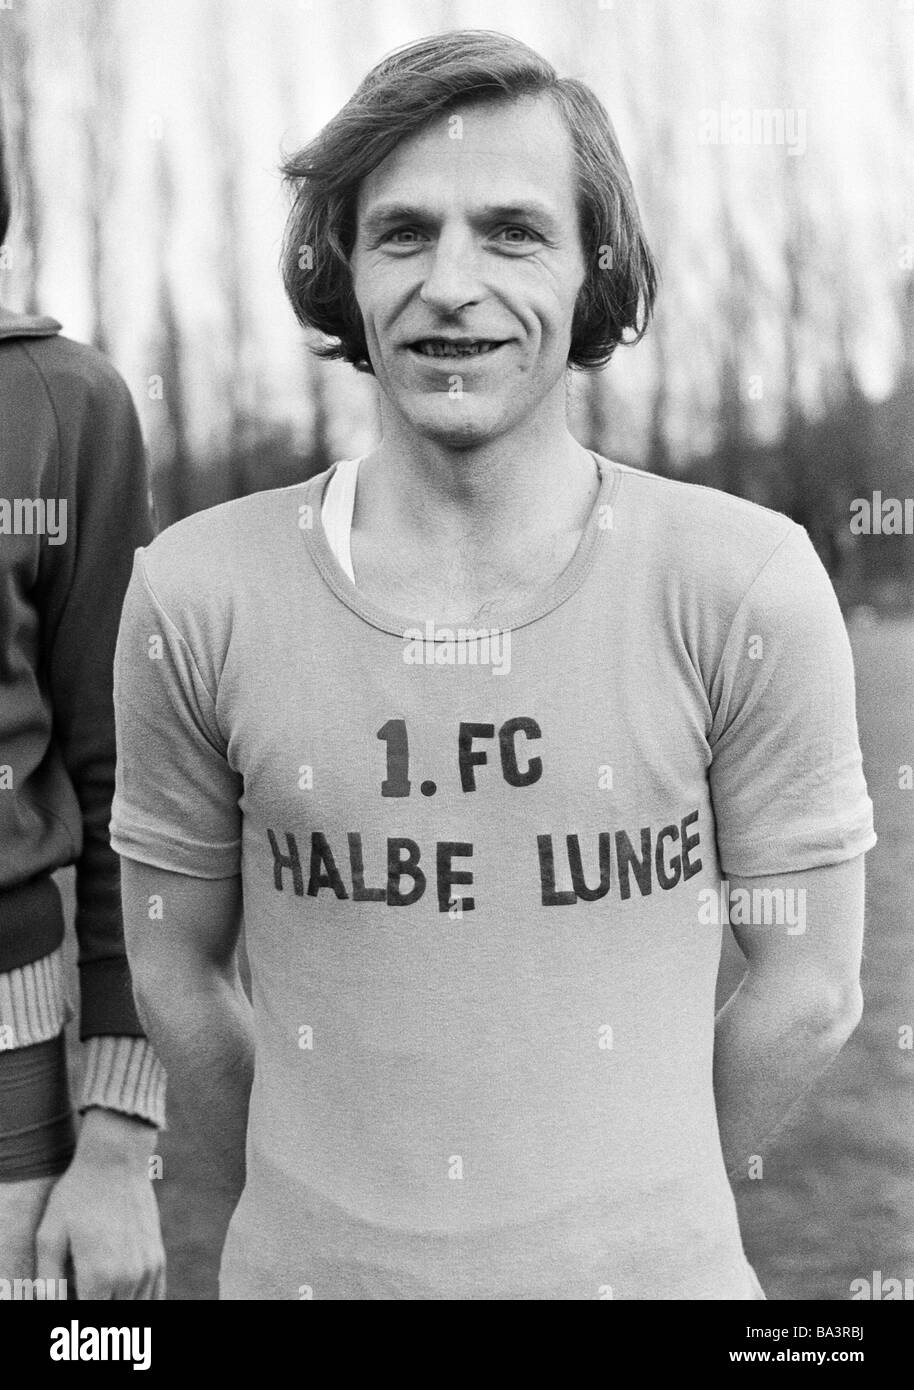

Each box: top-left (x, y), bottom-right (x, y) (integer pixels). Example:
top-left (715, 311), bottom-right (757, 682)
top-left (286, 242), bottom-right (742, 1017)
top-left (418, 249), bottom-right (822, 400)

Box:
top-left (299, 451), bottom-right (621, 637)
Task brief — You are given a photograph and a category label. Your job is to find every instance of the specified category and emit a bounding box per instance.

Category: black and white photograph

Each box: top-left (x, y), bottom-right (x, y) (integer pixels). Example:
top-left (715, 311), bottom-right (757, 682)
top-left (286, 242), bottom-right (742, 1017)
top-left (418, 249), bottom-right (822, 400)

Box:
top-left (0, 0), bottom-right (911, 1351)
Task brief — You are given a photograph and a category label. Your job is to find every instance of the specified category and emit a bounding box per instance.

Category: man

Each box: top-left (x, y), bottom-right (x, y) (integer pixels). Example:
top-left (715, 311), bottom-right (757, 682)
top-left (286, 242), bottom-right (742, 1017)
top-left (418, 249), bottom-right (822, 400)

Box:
top-left (113, 32), bottom-right (875, 1300)
top-left (0, 112), bottom-right (165, 1298)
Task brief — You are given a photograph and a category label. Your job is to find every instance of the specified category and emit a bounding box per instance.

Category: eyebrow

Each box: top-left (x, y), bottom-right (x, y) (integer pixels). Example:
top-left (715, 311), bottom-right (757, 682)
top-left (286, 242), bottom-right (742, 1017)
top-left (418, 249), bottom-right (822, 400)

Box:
top-left (359, 200), bottom-right (563, 239)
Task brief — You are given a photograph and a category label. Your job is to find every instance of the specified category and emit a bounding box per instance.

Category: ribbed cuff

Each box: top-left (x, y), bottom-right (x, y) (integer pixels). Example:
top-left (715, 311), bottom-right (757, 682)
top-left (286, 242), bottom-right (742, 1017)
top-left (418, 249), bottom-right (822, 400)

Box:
top-left (0, 947), bottom-right (72, 1049)
top-left (80, 1035), bottom-right (166, 1130)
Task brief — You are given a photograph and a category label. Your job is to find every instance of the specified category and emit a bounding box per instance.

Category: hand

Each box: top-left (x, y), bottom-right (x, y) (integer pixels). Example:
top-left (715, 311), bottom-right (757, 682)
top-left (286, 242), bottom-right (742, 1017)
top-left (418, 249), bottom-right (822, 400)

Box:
top-left (35, 1108), bottom-right (165, 1299)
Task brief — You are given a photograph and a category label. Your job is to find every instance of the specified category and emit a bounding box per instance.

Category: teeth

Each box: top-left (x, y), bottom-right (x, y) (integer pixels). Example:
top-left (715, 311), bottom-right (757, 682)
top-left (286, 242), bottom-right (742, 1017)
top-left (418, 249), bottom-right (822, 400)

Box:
top-left (414, 341), bottom-right (499, 357)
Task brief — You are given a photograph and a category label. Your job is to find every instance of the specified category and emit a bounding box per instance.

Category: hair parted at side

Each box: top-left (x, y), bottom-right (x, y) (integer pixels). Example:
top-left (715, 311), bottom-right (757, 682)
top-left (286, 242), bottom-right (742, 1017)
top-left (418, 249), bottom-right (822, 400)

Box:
top-left (0, 103), bottom-right (11, 246)
top-left (280, 30), bottom-right (657, 373)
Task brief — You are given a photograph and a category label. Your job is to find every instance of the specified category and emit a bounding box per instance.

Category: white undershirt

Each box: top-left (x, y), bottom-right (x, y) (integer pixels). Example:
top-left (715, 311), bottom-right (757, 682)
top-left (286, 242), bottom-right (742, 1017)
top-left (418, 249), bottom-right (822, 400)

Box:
top-left (320, 456), bottom-right (360, 583)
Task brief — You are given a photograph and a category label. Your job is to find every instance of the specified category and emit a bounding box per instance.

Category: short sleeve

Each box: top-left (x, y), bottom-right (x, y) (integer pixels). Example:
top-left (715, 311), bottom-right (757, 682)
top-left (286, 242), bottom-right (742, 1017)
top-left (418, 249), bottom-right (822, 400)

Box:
top-left (708, 524), bottom-right (876, 877)
top-left (110, 548), bottom-right (242, 877)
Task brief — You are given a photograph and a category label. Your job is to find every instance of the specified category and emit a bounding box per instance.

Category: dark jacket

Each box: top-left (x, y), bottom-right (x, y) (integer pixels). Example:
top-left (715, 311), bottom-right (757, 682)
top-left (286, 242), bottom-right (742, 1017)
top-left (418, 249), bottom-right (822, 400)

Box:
top-left (0, 303), bottom-right (152, 1037)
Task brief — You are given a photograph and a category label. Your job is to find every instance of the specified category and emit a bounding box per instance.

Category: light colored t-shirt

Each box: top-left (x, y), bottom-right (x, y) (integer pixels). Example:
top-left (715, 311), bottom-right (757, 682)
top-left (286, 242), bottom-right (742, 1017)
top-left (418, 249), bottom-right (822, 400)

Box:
top-left (110, 454), bottom-right (876, 1300)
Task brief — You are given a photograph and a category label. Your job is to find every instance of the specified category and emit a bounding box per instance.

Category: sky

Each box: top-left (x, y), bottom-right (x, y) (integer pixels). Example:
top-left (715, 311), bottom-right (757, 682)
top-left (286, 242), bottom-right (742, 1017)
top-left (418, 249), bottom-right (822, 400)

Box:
top-left (1, 0), bottom-right (912, 469)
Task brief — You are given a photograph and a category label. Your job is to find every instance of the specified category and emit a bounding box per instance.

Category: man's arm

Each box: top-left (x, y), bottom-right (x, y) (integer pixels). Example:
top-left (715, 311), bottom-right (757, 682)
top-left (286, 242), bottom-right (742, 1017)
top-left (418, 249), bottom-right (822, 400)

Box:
top-left (32, 348), bottom-right (167, 1298)
top-left (714, 853), bottom-right (865, 1181)
top-left (120, 860), bottom-right (253, 1217)
top-left (41, 355), bottom-right (154, 1041)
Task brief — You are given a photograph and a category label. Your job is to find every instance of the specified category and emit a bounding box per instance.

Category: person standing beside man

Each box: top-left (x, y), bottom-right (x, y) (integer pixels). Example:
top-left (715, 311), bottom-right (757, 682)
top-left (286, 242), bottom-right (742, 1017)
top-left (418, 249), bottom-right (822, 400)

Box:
top-left (0, 111), bottom-right (165, 1299)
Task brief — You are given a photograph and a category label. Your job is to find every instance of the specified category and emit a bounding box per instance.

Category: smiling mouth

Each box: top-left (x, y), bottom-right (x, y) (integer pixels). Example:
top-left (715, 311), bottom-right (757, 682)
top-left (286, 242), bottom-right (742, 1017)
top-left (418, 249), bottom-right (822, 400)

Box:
top-left (408, 339), bottom-right (506, 359)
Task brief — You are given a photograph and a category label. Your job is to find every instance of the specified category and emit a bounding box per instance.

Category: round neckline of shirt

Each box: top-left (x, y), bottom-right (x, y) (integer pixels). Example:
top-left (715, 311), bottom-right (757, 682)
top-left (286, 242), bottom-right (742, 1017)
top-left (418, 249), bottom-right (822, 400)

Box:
top-left (300, 450), bottom-right (621, 638)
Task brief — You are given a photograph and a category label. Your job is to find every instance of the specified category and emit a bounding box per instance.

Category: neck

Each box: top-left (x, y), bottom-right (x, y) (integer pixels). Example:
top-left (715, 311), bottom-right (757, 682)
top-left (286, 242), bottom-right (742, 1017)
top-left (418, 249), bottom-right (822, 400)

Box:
top-left (358, 391), bottom-right (596, 554)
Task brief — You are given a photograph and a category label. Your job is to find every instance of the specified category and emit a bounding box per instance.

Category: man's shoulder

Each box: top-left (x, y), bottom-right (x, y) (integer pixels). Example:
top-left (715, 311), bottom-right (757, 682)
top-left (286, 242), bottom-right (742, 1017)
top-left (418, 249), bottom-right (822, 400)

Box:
top-left (150, 475), bottom-right (320, 551)
top-left (0, 307), bottom-right (133, 406)
top-left (605, 460), bottom-right (805, 596)
top-left (609, 459), bottom-right (795, 541)
top-left (139, 476), bottom-right (322, 608)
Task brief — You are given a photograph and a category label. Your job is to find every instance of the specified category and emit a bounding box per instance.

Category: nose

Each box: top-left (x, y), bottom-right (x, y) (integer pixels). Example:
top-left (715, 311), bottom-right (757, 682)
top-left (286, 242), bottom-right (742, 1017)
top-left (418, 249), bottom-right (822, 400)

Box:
top-left (419, 229), bottom-right (484, 314)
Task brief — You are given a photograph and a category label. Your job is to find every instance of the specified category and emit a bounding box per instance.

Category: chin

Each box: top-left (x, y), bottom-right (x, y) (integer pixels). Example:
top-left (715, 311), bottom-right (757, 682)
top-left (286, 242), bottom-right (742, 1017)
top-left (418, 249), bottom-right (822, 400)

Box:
top-left (405, 400), bottom-right (514, 450)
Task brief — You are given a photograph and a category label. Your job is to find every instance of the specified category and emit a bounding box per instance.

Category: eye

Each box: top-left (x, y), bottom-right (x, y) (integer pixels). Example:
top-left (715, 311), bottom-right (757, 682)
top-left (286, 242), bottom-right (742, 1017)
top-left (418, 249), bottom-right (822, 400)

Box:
top-left (384, 227), bottom-right (425, 246)
top-left (496, 225), bottom-right (538, 245)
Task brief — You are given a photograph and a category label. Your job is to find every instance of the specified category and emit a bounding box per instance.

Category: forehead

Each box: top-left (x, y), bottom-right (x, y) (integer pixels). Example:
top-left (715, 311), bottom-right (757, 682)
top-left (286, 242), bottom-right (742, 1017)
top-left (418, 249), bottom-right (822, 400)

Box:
top-left (355, 94), bottom-right (578, 218)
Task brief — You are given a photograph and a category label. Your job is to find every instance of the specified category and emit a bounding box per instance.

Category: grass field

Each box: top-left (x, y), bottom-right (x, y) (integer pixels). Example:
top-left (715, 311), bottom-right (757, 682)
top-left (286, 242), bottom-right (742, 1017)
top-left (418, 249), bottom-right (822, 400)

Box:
top-left (59, 618), bottom-right (914, 1300)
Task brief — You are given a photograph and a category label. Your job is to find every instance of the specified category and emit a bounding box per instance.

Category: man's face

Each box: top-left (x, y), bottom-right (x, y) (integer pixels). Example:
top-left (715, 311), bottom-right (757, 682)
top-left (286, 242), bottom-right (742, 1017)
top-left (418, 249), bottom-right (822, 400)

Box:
top-left (350, 95), bottom-right (586, 449)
